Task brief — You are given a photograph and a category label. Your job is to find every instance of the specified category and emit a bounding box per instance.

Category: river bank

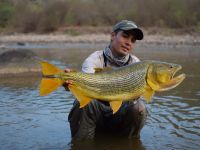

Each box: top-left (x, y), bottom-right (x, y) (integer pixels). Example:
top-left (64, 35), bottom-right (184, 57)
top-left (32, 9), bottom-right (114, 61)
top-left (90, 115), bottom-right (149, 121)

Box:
top-left (0, 32), bottom-right (200, 46)
top-left (0, 30), bottom-right (199, 76)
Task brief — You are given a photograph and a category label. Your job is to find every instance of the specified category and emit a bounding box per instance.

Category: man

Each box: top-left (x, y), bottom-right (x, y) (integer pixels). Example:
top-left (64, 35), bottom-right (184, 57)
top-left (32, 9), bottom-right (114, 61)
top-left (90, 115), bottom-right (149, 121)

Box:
top-left (65, 20), bottom-right (147, 140)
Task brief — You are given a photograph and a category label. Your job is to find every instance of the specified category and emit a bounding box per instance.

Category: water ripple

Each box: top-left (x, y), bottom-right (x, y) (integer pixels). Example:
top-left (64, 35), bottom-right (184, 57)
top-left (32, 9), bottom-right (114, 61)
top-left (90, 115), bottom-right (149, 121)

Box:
top-left (1, 55), bottom-right (200, 149)
top-left (145, 94), bottom-right (200, 150)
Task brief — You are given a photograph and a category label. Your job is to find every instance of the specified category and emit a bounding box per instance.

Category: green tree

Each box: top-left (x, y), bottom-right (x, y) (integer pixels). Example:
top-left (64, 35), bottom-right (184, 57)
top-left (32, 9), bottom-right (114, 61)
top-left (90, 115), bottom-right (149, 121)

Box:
top-left (0, 1), bottom-right (15, 28)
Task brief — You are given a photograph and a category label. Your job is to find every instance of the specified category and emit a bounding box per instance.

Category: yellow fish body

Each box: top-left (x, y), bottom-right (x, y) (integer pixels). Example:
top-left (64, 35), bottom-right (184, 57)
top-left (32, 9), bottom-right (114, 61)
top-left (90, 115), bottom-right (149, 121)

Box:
top-left (40, 60), bottom-right (185, 113)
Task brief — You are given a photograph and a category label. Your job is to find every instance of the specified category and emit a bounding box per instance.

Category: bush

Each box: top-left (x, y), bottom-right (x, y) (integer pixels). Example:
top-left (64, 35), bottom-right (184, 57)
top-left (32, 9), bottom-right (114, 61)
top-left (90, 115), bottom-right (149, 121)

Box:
top-left (0, 1), bottom-right (15, 28)
top-left (9, 1), bottom-right (42, 33)
top-left (1, 0), bottom-right (200, 33)
top-left (37, 0), bottom-right (68, 32)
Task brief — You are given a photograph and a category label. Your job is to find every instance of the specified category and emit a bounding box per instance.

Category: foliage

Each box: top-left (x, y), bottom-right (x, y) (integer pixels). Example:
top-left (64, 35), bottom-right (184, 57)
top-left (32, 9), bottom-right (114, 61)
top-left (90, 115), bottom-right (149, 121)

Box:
top-left (0, 0), bottom-right (199, 33)
top-left (0, 1), bottom-right (15, 27)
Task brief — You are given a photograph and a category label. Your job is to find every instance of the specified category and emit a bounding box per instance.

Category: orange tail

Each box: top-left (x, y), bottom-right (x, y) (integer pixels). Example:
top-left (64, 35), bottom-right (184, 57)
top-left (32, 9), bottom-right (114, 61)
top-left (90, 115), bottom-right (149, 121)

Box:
top-left (40, 61), bottom-right (64, 96)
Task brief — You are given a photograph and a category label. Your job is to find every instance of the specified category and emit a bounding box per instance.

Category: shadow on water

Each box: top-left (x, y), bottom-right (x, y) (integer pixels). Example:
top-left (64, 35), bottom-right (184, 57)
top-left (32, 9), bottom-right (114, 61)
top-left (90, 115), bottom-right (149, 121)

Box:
top-left (0, 76), bottom-right (41, 89)
top-left (70, 136), bottom-right (145, 150)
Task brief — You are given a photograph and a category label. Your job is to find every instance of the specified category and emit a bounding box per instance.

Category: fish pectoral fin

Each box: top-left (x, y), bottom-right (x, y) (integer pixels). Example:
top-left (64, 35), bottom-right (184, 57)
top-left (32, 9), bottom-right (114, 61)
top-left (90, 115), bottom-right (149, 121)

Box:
top-left (40, 78), bottom-right (63, 96)
top-left (109, 100), bottom-right (123, 114)
top-left (68, 85), bottom-right (93, 108)
top-left (143, 86), bottom-right (155, 103)
top-left (147, 78), bottom-right (160, 91)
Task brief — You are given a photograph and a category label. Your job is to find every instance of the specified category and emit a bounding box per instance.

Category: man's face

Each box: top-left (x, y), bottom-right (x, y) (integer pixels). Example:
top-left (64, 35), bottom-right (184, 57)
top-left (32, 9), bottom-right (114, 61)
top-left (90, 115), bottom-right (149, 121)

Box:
top-left (110, 30), bottom-right (136, 57)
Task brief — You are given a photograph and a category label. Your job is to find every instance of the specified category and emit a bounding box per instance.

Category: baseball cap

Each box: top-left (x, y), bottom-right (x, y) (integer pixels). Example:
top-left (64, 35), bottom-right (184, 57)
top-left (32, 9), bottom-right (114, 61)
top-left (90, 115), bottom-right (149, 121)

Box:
top-left (112, 20), bottom-right (144, 40)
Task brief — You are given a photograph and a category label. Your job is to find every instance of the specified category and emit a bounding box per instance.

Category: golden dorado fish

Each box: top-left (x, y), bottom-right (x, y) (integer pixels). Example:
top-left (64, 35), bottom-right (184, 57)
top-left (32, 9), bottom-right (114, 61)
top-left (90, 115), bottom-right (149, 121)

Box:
top-left (39, 60), bottom-right (185, 113)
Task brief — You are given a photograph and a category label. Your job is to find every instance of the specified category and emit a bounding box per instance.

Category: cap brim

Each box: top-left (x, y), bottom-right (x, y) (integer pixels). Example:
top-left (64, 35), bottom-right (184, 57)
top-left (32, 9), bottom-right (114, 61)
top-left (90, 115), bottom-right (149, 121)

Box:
top-left (121, 27), bottom-right (143, 40)
top-left (132, 28), bottom-right (143, 40)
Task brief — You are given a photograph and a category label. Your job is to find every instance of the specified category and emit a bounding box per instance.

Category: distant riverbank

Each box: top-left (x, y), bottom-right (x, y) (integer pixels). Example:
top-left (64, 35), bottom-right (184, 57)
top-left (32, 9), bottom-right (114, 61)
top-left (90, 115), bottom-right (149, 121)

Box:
top-left (0, 33), bottom-right (200, 46)
top-left (0, 33), bottom-right (199, 77)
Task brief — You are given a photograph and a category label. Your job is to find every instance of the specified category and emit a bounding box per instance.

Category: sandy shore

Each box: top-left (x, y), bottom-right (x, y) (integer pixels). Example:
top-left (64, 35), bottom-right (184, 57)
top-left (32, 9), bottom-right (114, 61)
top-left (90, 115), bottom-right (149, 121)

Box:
top-left (0, 33), bottom-right (200, 46)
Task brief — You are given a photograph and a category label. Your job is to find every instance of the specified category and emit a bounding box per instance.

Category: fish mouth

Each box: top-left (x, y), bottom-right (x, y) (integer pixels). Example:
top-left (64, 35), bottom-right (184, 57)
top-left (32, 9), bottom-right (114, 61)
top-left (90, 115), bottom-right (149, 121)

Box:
top-left (158, 65), bottom-right (186, 91)
top-left (172, 65), bottom-right (186, 82)
top-left (171, 65), bottom-right (182, 79)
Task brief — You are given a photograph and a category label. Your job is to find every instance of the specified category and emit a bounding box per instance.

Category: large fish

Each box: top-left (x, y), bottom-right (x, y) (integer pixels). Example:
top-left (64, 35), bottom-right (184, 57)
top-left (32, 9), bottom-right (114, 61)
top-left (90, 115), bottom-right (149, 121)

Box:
top-left (40, 60), bottom-right (185, 113)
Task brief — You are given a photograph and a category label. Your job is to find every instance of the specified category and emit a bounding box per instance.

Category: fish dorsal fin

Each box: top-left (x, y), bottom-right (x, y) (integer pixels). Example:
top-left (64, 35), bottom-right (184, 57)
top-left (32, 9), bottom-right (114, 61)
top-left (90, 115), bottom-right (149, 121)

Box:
top-left (68, 84), bottom-right (93, 108)
top-left (40, 61), bottom-right (62, 76)
top-left (40, 78), bottom-right (63, 96)
top-left (94, 67), bottom-right (113, 73)
top-left (143, 85), bottom-right (155, 103)
top-left (109, 100), bottom-right (123, 114)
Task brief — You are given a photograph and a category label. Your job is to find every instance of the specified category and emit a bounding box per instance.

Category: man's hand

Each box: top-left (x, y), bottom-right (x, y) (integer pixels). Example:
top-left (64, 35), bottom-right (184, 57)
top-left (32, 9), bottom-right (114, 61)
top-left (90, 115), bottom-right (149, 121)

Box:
top-left (63, 68), bottom-right (73, 90)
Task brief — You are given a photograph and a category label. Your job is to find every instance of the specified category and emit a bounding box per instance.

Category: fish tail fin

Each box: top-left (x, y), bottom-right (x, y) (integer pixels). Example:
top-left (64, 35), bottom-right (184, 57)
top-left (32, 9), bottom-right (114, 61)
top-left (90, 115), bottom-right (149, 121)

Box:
top-left (40, 78), bottom-right (63, 96)
top-left (40, 61), bottom-right (64, 96)
top-left (40, 61), bottom-right (62, 76)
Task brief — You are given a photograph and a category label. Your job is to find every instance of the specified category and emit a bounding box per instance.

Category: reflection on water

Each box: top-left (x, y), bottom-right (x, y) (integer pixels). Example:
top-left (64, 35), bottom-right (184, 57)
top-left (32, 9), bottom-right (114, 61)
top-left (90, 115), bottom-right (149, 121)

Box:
top-left (0, 44), bottom-right (200, 150)
top-left (70, 137), bottom-right (145, 150)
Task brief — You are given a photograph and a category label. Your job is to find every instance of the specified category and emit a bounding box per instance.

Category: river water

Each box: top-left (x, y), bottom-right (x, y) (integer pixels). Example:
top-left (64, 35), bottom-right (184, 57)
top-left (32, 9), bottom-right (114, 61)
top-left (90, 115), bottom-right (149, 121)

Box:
top-left (0, 43), bottom-right (200, 150)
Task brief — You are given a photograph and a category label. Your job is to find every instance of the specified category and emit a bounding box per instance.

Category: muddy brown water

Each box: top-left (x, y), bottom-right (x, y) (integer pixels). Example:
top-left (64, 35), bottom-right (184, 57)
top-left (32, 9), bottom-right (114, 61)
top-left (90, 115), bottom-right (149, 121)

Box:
top-left (0, 43), bottom-right (199, 150)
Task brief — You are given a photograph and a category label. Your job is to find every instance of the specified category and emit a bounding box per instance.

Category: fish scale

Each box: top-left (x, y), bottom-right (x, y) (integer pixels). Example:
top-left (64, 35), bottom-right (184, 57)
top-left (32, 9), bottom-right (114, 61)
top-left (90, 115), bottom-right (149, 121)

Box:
top-left (62, 62), bottom-right (149, 100)
top-left (40, 60), bottom-right (185, 113)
